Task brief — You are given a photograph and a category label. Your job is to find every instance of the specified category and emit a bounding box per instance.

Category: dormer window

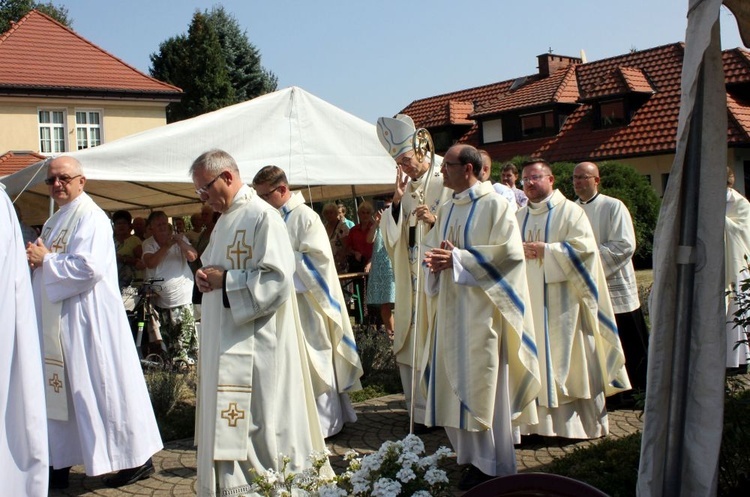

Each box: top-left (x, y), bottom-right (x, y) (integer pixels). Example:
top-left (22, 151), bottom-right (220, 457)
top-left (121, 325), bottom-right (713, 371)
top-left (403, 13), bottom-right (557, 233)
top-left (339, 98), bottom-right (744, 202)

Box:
top-left (598, 99), bottom-right (627, 128)
top-left (521, 110), bottom-right (556, 138)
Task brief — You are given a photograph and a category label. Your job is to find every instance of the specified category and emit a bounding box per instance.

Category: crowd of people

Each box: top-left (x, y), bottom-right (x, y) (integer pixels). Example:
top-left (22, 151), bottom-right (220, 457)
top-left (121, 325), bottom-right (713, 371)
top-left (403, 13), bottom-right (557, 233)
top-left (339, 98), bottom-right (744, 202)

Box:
top-left (4, 109), bottom-right (749, 496)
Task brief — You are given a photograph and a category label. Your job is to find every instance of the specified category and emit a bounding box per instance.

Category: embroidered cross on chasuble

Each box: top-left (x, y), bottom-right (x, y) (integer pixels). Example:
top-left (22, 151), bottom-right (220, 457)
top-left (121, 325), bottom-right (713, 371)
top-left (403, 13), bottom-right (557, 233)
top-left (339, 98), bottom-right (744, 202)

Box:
top-left (226, 230), bottom-right (252, 269)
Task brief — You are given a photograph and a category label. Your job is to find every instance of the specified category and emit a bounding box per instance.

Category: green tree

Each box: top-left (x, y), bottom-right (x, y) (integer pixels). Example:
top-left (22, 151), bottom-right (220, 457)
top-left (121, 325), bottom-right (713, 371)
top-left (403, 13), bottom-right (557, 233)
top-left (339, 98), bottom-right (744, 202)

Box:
top-left (0, 0), bottom-right (70, 32)
top-left (207, 5), bottom-right (277, 100)
top-left (150, 6), bottom-right (277, 122)
top-left (153, 12), bottom-right (235, 122)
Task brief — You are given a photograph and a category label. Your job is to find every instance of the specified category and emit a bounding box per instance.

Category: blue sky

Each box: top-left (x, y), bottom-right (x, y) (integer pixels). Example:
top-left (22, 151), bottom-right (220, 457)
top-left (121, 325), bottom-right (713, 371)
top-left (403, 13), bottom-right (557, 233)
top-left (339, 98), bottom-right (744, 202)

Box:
top-left (51, 1), bottom-right (743, 123)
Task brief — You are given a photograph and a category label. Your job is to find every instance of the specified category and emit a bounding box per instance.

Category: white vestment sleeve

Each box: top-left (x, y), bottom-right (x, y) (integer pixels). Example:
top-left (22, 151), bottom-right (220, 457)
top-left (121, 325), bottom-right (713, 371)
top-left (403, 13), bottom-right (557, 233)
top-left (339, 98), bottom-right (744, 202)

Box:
top-left (452, 247), bottom-right (480, 287)
top-left (597, 201), bottom-right (636, 278)
top-left (224, 211), bottom-right (295, 326)
top-left (42, 211), bottom-right (106, 303)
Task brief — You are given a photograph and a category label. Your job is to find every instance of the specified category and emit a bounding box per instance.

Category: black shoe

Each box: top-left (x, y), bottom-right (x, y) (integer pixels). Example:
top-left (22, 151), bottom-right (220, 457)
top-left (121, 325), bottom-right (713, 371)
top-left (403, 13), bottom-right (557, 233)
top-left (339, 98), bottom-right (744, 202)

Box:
top-left (103, 458), bottom-right (154, 488)
top-left (412, 422), bottom-right (440, 435)
top-left (457, 464), bottom-right (494, 490)
top-left (49, 466), bottom-right (71, 490)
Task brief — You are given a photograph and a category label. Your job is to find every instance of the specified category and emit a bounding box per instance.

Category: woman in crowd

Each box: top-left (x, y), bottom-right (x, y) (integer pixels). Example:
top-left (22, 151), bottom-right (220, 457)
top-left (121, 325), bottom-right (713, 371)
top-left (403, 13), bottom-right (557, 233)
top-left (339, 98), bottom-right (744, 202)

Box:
top-left (346, 201), bottom-right (375, 273)
top-left (322, 202), bottom-right (350, 273)
top-left (365, 198), bottom-right (395, 336)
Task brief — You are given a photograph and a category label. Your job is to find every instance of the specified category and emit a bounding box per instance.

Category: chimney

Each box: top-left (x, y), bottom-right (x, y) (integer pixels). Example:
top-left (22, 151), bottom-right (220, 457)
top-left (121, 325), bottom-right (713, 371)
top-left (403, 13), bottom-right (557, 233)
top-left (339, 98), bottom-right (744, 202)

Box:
top-left (537, 53), bottom-right (582, 77)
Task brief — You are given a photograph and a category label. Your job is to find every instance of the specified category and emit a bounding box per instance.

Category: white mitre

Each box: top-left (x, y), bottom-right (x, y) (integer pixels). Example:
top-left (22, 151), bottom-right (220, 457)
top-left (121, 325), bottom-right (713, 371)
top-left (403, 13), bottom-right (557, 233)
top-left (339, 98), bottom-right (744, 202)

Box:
top-left (376, 114), bottom-right (417, 159)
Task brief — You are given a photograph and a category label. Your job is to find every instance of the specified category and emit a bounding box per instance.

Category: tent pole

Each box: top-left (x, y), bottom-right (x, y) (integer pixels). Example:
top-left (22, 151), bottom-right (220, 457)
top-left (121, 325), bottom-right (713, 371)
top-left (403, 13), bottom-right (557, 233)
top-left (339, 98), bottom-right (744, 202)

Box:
top-left (663, 63), bottom-right (705, 496)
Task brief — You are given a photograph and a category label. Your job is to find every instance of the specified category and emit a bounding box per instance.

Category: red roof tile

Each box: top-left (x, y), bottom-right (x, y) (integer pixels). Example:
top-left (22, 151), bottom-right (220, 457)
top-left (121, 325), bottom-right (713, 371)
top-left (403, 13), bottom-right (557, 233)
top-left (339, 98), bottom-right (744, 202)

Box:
top-left (0, 150), bottom-right (45, 177)
top-left (0, 10), bottom-right (181, 97)
top-left (475, 65), bottom-right (579, 116)
top-left (723, 48), bottom-right (750, 85)
top-left (402, 42), bottom-right (731, 163)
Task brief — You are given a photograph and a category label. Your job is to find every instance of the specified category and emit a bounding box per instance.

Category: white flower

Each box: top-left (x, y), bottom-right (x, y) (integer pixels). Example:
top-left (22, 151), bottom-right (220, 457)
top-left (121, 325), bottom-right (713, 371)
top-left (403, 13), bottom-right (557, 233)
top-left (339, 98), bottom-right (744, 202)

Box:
top-left (396, 466), bottom-right (417, 483)
top-left (401, 434), bottom-right (425, 454)
top-left (397, 450), bottom-right (420, 466)
top-left (412, 491), bottom-right (432, 497)
top-left (318, 484), bottom-right (348, 497)
top-left (371, 477), bottom-right (402, 496)
top-left (264, 468), bottom-right (280, 485)
top-left (343, 449), bottom-right (360, 461)
top-left (424, 468), bottom-right (449, 485)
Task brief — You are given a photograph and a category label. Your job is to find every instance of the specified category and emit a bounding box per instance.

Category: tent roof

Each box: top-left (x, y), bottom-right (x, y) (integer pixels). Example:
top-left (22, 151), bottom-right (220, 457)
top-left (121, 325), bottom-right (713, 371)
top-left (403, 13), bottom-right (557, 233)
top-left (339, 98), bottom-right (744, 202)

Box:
top-left (2, 86), bottom-right (397, 223)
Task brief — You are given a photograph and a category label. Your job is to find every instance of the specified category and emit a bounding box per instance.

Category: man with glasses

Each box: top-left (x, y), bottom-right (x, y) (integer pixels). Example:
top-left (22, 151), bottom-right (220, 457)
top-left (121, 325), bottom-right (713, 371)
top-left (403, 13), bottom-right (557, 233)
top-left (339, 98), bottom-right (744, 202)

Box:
top-left (190, 150), bottom-right (329, 496)
top-left (252, 165), bottom-right (363, 438)
top-left (422, 144), bottom-right (540, 490)
top-left (26, 156), bottom-right (162, 489)
top-left (515, 158), bottom-right (630, 440)
top-left (573, 161), bottom-right (649, 398)
top-left (376, 114), bottom-right (451, 433)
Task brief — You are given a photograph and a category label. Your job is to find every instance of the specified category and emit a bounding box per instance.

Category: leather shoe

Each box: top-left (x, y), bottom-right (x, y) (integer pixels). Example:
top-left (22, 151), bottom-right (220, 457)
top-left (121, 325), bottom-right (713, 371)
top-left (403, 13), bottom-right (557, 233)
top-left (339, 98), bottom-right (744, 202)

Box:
top-left (103, 458), bottom-right (154, 488)
top-left (458, 464), bottom-right (494, 490)
top-left (412, 422), bottom-right (440, 435)
top-left (49, 466), bottom-right (71, 490)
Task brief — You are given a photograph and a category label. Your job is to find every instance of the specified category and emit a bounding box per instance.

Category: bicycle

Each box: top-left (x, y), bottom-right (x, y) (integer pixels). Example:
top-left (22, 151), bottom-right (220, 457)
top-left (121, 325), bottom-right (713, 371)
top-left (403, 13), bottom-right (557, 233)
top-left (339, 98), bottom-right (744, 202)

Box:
top-left (125, 278), bottom-right (168, 367)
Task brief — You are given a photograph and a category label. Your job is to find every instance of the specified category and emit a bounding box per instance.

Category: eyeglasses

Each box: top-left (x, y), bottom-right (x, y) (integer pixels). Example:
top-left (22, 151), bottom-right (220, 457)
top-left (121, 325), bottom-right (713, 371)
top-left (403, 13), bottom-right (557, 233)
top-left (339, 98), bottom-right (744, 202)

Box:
top-left (520, 174), bottom-right (551, 186)
top-left (44, 174), bottom-right (81, 186)
top-left (572, 175), bottom-right (597, 181)
top-left (257, 185), bottom-right (282, 200)
top-left (195, 172), bottom-right (225, 197)
top-left (396, 154), bottom-right (415, 168)
top-left (440, 160), bottom-right (464, 168)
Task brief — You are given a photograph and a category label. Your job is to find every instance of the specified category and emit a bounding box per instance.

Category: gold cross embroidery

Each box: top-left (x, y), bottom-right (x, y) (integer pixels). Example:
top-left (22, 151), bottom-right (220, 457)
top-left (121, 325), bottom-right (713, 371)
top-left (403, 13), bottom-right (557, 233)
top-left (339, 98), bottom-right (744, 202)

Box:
top-left (51, 230), bottom-right (69, 253)
top-left (226, 230), bottom-right (252, 269)
top-left (49, 373), bottom-right (63, 393)
top-left (220, 402), bottom-right (246, 427)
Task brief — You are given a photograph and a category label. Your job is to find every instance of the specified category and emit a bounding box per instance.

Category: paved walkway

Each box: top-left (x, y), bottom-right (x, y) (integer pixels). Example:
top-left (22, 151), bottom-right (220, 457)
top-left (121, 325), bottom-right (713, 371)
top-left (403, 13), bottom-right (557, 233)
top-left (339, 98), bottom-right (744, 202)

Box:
top-left (50, 394), bottom-right (643, 496)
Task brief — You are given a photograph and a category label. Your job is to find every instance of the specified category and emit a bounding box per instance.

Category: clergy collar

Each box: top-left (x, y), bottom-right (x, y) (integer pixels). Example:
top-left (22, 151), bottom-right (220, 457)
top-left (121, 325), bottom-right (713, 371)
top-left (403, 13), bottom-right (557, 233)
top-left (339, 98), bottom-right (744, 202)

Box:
top-left (577, 192), bottom-right (600, 205)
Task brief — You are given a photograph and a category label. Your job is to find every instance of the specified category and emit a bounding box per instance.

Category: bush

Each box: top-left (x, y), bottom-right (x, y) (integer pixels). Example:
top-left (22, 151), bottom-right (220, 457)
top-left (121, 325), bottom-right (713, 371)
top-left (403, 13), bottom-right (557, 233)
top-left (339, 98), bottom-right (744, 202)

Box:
top-left (350, 324), bottom-right (402, 402)
top-left (144, 368), bottom-right (196, 441)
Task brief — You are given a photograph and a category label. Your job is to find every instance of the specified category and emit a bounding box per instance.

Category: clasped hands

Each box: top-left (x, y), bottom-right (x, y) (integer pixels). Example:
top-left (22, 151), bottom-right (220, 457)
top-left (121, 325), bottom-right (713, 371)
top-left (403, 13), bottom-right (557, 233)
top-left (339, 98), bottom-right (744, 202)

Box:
top-left (424, 240), bottom-right (454, 273)
top-left (26, 238), bottom-right (48, 269)
top-left (195, 265), bottom-right (225, 293)
top-left (523, 241), bottom-right (545, 260)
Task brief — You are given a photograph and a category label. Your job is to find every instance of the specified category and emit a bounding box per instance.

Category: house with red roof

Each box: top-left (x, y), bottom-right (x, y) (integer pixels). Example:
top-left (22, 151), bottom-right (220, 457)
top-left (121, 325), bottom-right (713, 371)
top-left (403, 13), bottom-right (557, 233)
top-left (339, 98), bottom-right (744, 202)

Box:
top-left (0, 10), bottom-right (181, 176)
top-left (399, 44), bottom-right (750, 195)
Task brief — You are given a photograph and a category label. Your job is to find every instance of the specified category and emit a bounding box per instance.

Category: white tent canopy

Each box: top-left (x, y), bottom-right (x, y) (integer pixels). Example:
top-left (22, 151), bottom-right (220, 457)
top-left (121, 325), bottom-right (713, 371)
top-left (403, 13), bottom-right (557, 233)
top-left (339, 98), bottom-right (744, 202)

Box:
top-left (2, 86), bottom-right (396, 223)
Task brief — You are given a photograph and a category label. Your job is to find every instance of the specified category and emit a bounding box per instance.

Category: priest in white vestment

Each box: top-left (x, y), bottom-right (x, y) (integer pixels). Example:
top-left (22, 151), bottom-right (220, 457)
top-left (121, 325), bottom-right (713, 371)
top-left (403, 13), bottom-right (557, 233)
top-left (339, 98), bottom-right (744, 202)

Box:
top-left (515, 158), bottom-right (630, 439)
top-left (26, 157), bottom-right (162, 489)
top-left (191, 150), bottom-right (329, 497)
top-left (574, 162), bottom-right (649, 393)
top-left (1, 186), bottom-right (48, 495)
top-left (253, 165), bottom-right (363, 438)
top-left (376, 114), bottom-right (451, 431)
top-left (725, 167), bottom-right (750, 369)
top-left (422, 145), bottom-right (541, 491)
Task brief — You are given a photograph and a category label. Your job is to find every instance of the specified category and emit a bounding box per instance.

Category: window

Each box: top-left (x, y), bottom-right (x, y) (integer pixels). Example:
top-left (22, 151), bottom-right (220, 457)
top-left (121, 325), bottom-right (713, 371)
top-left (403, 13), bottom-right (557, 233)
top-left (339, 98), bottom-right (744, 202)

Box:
top-left (38, 110), bottom-right (66, 154)
top-left (521, 111), bottom-right (555, 138)
top-left (76, 110), bottom-right (102, 150)
top-left (482, 119), bottom-right (503, 143)
top-left (599, 99), bottom-right (627, 128)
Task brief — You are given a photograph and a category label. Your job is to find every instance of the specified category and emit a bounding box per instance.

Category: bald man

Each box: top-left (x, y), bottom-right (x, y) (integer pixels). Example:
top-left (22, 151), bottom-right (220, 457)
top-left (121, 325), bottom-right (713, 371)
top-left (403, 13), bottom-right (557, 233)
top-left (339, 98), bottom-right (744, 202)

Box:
top-left (478, 150), bottom-right (517, 212)
top-left (26, 156), bottom-right (161, 489)
top-left (573, 161), bottom-right (649, 395)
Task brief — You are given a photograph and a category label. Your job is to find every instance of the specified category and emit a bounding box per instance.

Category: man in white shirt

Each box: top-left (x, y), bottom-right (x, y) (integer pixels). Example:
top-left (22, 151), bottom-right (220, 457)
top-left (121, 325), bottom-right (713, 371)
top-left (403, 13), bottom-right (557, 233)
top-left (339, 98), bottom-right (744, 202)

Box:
top-left (252, 165), bottom-right (363, 438)
top-left (190, 149), bottom-right (329, 496)
top-left (423, 144), bottom-right (540, 489)
top-left (573, 161), bottom-right (649, 394)
top-left (26, 156), bottom-right (161, 489)
top-left (516, 158), bottom-right (630, 439)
